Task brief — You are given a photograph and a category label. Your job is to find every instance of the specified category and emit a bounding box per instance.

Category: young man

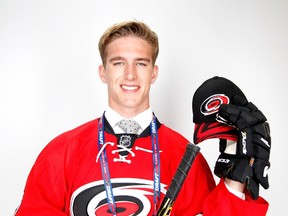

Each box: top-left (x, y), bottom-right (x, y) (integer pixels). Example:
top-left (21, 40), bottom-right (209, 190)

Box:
top-left (15, 21), bottom-right (269, 215)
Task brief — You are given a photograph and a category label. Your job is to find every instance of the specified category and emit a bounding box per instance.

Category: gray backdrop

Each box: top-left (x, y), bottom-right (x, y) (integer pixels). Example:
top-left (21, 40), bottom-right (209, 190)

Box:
top-left (1, 0), bottom-right (287, 215)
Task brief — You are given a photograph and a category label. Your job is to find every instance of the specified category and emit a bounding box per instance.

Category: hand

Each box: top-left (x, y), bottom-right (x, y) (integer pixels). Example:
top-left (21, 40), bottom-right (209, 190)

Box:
top-left (214, 96), bottom-right (271, 199)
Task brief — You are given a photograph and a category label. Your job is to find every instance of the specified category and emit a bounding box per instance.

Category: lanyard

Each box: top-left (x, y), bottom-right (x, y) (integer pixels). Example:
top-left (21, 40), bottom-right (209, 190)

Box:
top-left (97, 114), bottom-right (161, 215)
top-left (97, 116), bottom-right (117, 215)
top-left (150, 115), bottom-right (161, 215)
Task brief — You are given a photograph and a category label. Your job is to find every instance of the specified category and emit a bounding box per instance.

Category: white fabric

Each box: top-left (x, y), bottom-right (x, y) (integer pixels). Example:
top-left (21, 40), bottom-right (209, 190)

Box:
top-left (224, 140), bottom-right (237, 154)
top-left (224, 181), bottom-right (245, 200)
top-left (105, 106), bottom-right (153, 135)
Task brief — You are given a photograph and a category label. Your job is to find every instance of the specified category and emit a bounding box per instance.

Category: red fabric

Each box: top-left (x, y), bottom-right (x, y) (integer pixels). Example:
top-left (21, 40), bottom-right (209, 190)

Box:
top-left (15, 118), bottom-right (268, 215)
top-left (203, 179), bottom-right (269, 216)
top-left (194, 122), bottom-right (238, 144)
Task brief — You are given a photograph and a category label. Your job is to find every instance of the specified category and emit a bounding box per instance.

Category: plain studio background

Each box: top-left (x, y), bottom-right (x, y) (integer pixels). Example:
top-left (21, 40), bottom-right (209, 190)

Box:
top-left (1, 0), bottom-right (287, 215)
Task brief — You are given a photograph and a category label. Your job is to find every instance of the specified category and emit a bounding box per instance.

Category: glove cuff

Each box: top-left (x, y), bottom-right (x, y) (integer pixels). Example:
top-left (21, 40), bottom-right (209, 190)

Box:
top-left (214, 153), bottom-right (253, 183)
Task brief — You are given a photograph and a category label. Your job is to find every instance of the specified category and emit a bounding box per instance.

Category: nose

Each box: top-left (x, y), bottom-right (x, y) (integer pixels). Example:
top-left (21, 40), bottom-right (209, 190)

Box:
top-left (124, 64), bottom-right (136, 80)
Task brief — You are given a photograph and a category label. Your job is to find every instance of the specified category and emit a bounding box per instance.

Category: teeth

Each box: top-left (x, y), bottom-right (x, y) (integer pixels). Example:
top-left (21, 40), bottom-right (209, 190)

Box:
top-left (122, 85), bottom-right (137, 91)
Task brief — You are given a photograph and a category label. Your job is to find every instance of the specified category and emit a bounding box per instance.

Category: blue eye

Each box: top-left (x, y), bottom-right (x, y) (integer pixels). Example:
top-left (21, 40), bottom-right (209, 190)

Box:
top-left (136, 62), bottom-right (147, 67)
top-left (113, 62), bottom-right (124, 66)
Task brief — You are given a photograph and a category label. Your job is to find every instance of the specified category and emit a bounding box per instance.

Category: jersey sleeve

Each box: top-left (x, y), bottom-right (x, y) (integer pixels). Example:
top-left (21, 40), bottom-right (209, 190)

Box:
top-left (202, 178), bottom-right (269, 216)
top-left (171, 152), bottom-right (216, 215)
top-left (15, 135), bottom-right (71, 216)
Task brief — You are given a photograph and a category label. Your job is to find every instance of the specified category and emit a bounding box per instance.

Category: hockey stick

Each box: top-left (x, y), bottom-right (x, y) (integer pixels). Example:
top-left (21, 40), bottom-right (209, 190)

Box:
top-left (157, 143), bottom-right (200, 216)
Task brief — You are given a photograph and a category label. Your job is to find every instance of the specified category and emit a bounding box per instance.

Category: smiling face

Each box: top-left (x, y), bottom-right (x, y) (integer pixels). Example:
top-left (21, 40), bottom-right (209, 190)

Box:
top-left (99, 36), bottom-right (159, 118)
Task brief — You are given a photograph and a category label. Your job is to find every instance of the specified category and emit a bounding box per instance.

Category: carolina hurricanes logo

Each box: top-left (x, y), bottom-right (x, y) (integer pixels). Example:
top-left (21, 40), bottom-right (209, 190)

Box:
top-left (200, 94), bottom-right (229, 116)
top-left (70, 178), bottom-right (167, 216)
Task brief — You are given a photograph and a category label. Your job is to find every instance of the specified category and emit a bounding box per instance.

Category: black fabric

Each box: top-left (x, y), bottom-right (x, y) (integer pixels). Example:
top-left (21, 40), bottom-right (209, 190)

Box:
top-left (192, 76), bottom-right (247, 124)
top-left (214, 152), bottom-right (261, 200)
top-left (192, 76), bottom-right (271, 200)
top-left (216, 100), bottom-right (271, 200)
top-left (192, 76), bottom-right (247, 143)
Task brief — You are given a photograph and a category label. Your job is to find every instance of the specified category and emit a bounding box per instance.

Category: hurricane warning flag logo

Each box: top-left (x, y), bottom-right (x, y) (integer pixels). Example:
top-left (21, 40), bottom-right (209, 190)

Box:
top-left (200, 94), bottom-right (229, 116)
top-left (70, 178), bottom-right (167, 216)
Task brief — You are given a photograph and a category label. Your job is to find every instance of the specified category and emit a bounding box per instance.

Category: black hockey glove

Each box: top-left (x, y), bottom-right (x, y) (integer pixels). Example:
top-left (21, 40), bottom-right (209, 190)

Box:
top-left (214, 95), bottom-right (271, 199)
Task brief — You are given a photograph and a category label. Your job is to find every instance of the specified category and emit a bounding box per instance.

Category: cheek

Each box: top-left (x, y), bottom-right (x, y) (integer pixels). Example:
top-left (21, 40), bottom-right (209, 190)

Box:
top-left (106, 74), bottom-right (121, 89)
top-left (104, 71), bottom-right (117, 82)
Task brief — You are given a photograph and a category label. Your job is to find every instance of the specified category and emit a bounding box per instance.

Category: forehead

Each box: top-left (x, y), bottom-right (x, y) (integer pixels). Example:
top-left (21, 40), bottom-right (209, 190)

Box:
top-left (105, 36), bottom-right (153, 60)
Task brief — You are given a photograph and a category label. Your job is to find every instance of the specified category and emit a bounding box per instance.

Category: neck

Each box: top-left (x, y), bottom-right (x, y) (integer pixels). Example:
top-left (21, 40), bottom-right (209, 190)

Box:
top-left (109, 105), bottom-right (150, 119)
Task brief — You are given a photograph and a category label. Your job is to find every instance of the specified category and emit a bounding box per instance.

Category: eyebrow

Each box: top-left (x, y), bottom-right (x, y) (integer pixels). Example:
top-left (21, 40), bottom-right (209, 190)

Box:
top-left (109, 56), bottom-right (151, 63)
top-left (135, 58), bottom-right (151, 63)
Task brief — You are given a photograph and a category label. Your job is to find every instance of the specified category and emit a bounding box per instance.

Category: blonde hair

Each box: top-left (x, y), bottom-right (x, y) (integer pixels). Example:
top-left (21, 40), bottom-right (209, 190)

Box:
top-left (98, 21), bottom-right (159, 66)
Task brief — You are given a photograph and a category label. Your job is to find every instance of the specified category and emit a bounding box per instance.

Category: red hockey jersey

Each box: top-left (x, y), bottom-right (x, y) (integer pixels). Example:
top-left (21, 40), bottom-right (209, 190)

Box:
top-left (15, 117), bottom-right (268, 215)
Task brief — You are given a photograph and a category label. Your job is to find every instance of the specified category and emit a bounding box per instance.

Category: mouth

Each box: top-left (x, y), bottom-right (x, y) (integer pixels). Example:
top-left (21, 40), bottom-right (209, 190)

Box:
top-left (121, 85), bottom-right (139, 91)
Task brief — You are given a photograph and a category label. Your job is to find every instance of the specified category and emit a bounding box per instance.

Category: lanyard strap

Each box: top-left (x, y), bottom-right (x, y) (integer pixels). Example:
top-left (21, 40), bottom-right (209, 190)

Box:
top-left (98, 116), bottom-right (117, 215)
top-left (150, 115), bottom-right (161, 215)
top-left (97, 114), bottom-right (161, 215)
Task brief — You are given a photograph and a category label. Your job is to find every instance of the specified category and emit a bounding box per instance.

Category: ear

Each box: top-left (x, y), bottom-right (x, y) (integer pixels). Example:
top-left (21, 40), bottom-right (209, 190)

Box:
top-left (151, 65), bottom-right (159, 84)
top-left (98, 65), bottom-right (107, 83)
